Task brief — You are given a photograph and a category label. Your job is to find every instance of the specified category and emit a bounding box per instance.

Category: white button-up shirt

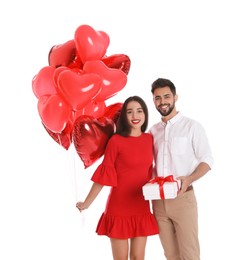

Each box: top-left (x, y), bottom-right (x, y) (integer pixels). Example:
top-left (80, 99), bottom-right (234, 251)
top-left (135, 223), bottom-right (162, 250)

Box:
top-left (149, 112), bottom-right (214, 178)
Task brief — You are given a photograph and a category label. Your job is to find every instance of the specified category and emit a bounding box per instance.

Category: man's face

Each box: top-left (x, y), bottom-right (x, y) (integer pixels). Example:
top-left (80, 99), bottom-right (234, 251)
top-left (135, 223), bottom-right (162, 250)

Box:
top-left (153, 87), bottom-right (177, 117)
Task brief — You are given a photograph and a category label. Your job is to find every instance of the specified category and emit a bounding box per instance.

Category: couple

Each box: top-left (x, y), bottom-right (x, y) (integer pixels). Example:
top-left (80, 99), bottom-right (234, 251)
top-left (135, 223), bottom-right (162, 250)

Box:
top-left (76, 78), bottom-right (214, 260)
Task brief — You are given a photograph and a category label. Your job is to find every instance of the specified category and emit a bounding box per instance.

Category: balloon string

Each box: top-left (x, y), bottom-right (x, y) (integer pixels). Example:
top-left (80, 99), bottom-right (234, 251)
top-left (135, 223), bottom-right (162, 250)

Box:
top-left (67, 146), bottom-right (86, 226)
top-left (71, 146), bottom-right (78, 201)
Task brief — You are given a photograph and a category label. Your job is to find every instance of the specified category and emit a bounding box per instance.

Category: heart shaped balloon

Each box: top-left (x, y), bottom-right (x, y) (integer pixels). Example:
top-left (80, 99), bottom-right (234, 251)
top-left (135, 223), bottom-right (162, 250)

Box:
top-left (83, 60), bottom-right (127, 101)
top-left (43, 121), bottom-right (73, 150)
top-left (104, 102), bottom-right (123, 125)
top-left (48, 40), bottom-right (77, 68)
top-left (38, 94), bottom-right (72, 133)
top-left (53, 66), bottom-right (70, 86)
top-left (74, 24), bottom-right (110, 63)
top-left (83, 100), bottom-right (106, 118)
top-left (32, 66), bottom-right (57, 99)
top-left (57, 70), bottom-right (102, 110)
top-left (32, 24), bottom-right (131, 167)
top-left (102, 54), bottom-right (131, 75)
top-left (73, 115), bottom-right (115, 168)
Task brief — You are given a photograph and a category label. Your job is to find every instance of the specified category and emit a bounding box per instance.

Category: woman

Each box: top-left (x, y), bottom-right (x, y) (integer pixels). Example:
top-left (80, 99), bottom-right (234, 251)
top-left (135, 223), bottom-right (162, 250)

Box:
top-left (76, 96), bottom-right (159, 260)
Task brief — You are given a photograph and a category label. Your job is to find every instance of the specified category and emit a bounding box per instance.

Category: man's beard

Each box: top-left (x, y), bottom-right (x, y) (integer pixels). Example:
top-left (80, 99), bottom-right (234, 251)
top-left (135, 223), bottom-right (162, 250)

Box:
top-left (157, 103), bottom-right (175, 117)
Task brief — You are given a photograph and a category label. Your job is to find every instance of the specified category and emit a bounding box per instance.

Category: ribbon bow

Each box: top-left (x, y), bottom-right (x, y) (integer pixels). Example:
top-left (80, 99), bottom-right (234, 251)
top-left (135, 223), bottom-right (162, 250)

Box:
top-left (149, 175), bottom-right (179, 199)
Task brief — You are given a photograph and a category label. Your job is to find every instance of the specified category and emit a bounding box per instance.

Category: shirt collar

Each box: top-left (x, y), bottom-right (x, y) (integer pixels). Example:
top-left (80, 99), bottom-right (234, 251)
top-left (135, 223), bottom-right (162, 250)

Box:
top-left (161, 112), bottom-right (183, 126)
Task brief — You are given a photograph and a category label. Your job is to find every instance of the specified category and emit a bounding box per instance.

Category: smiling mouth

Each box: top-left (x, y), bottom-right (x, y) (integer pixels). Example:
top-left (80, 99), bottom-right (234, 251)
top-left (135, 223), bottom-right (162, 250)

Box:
top-left (159, 104), bottom-right (168, 110)
top-left (131, 119), bottom-right (140, 124)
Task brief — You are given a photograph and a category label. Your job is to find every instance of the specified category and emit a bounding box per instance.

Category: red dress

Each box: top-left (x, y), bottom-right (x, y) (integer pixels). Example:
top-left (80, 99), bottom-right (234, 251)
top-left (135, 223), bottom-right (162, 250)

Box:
top-left (91, 133), bottom-right (159, 239)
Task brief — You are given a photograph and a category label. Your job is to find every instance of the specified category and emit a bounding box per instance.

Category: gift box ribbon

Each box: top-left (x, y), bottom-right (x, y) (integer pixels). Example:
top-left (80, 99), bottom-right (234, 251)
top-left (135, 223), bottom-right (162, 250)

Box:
top-left (149, 175), bottom-right (180, 199)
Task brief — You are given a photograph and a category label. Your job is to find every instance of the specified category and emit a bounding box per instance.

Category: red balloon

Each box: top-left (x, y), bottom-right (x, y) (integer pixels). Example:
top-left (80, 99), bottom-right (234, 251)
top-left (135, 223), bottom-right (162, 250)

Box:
top-left (83, 60), bottom-right (127, 101)
top-left (38, 95), bottom-right (72, 133)
top-left (102, 54), bottom-right (131, 75)
top-left (56, 70), bottom-right (102, 110)
top-left (43, 122), bottom-right (73, 150)
top-left (104, 102), bottom-right (123, 125)
top-left (32, 66), bottom-right (57, 99)
top-left (67, 52), bottom-right (83, 69)
top-left (53, 66), bottom-right (84, 88)
top-left (70, 100), bottom-right (106, 122)
top-left (74, 24), bottom-right (110, 63)
top-left (83, 100), bottom-right (106, 118)
top-left (71, 108), bottom-right (85, 122)
top-left (53, 66), bottom-right (69, 86)
top-left (48, 40), bottom-right (77, 68)
top-left (73, 115), bottom-right (115, 168)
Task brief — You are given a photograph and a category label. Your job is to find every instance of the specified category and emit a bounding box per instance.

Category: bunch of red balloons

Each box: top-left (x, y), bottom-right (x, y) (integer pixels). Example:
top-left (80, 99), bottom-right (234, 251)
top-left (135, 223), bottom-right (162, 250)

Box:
top-left (32, 24), bottom-right (130, 168)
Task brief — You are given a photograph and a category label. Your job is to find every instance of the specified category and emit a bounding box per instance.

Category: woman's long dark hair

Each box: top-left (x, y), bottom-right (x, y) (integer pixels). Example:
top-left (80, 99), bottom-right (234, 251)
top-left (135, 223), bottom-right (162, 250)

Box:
top-left (116, 96), bottom-right (149, 136)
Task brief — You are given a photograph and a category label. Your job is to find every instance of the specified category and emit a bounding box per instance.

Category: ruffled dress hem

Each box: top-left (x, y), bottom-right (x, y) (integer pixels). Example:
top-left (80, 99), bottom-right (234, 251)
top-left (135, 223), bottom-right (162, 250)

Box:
top-left (95, 212), bottom-right (159, 239)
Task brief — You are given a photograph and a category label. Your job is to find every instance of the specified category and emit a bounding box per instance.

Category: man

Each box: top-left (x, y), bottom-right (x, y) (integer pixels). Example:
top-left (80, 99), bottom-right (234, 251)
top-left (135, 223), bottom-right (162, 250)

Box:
top-left (149, 78), bottom-right (214, 260)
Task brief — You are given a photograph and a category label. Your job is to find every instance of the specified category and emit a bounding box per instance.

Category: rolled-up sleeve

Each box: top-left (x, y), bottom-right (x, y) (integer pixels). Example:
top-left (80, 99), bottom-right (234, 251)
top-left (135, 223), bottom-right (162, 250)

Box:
top-left (193, 122), bottom-right (214, 169)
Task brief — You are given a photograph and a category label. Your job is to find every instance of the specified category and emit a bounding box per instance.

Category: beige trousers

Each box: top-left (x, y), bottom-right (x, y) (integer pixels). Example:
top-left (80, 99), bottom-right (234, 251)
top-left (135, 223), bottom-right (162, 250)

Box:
top-left (152, 189), bottom-right (200, 260)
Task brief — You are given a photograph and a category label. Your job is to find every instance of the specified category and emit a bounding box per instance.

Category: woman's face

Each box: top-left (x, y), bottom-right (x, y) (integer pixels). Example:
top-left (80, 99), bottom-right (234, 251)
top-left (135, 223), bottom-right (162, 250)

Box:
top-left (126, 101), bottom-right (145, 130)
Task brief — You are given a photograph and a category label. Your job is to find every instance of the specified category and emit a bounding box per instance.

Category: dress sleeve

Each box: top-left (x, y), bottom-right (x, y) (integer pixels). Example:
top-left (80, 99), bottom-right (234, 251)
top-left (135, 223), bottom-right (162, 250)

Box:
top-left (91, 135), bottom-right (118, 187)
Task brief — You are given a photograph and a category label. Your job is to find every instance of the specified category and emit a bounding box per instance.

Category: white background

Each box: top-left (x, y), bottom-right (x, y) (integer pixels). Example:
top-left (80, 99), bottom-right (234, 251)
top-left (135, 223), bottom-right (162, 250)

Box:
top-left (1, 0), bottom-right (251, 259)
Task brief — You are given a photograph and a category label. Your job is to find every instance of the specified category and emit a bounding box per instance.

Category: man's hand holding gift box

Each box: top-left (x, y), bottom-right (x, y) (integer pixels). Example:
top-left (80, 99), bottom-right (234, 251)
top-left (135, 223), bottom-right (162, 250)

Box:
top-left (142, 175), bottom-right (181, 200)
